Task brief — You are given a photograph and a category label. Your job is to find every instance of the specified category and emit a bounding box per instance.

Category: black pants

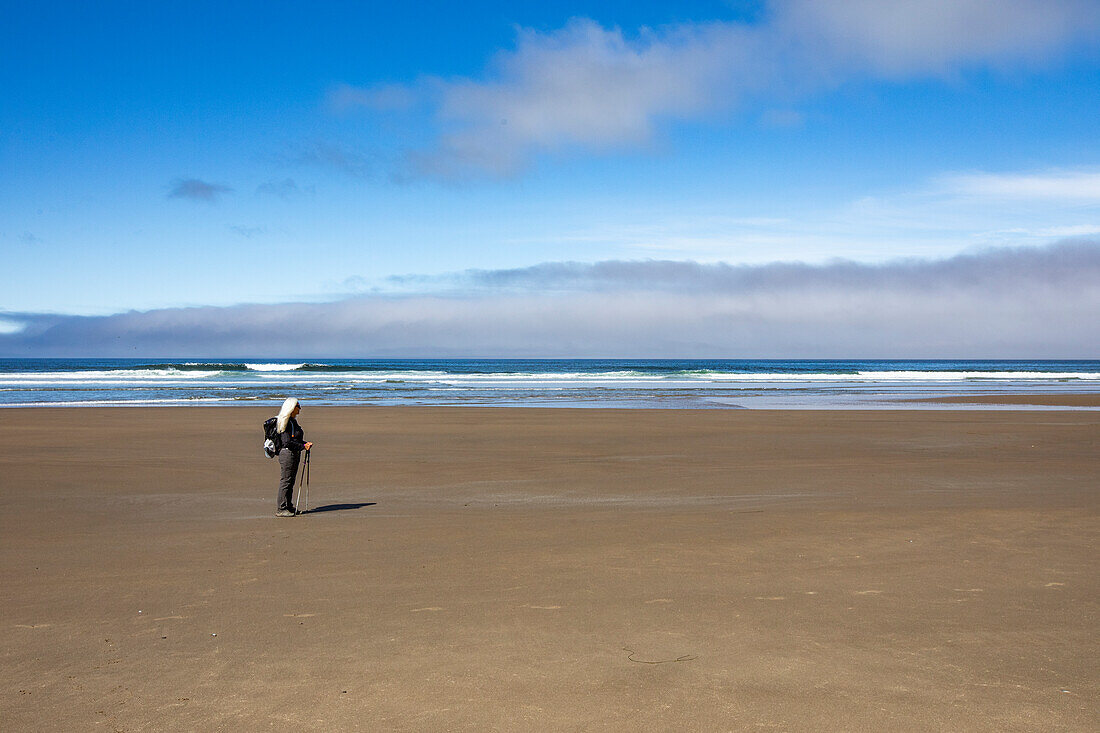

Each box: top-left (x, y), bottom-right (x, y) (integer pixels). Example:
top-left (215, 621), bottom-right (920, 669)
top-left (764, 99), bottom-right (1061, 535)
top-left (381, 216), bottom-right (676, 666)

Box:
top-left (277, 450), bottom-right (301, 510)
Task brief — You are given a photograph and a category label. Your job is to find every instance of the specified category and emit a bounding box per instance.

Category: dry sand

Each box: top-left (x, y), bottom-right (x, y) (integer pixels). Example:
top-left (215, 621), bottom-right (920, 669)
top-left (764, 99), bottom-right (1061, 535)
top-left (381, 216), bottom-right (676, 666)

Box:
top-left (1, 407), bottom-right (1097, 731)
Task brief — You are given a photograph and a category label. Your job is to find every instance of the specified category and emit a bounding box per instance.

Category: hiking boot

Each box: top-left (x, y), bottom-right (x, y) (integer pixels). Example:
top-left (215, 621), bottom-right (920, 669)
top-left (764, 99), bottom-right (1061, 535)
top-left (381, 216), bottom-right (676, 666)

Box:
top-left (275, 508), bottom-right (295, 517)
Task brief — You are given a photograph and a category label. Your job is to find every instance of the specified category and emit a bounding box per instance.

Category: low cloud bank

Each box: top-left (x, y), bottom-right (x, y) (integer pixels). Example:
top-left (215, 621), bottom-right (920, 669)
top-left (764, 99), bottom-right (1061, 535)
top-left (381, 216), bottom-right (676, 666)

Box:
top-left (2, 241), bottom-right (1097, 358)
top-left (455, 240), bottom-right (1099, 293)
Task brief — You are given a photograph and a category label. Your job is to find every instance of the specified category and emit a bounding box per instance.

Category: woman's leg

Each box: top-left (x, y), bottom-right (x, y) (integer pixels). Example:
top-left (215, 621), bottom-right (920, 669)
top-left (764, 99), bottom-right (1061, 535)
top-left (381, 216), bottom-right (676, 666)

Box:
top-left (277, 450), bottom-right (300, 511)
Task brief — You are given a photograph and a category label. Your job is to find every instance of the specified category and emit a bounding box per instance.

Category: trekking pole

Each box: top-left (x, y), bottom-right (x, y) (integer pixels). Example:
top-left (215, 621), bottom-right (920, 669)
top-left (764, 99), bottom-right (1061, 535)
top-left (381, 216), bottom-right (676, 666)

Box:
top-left (300, 449), bottom-right (310, 514)
top-left (291, 452), bottom-right (303, 514)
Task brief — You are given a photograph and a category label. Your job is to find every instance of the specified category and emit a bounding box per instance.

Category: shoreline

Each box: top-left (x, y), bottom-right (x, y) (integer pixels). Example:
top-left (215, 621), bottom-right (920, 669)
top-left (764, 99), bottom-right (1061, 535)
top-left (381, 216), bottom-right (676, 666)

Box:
top-left (2, 390), bottom-right (1100, 410)
top-left (897, 393), bottom-right (1100, 407)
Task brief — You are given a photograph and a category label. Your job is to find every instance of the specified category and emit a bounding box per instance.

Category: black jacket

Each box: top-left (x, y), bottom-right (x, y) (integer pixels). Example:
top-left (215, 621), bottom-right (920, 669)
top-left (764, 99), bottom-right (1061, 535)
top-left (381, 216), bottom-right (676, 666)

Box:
top-left (278, 417), bottom-right (308, 453)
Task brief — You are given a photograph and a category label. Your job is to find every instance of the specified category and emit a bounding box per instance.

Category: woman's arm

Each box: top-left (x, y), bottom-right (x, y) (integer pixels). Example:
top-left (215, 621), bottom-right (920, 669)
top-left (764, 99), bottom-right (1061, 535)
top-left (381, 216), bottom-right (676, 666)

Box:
top-left (283, 420), bottom-right (309, 451)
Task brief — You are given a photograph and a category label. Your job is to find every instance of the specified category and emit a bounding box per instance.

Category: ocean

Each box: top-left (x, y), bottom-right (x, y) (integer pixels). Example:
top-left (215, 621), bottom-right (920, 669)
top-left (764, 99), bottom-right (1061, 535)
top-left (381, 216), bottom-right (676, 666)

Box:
top-left (0, 358), bottom-right (1097, 409)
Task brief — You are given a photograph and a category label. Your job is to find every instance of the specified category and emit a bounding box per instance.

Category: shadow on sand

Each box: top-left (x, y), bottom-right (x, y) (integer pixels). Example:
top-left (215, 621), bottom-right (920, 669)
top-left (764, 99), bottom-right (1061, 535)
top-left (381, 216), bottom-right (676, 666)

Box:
top-left (301, 502), bottom-right (376, 515)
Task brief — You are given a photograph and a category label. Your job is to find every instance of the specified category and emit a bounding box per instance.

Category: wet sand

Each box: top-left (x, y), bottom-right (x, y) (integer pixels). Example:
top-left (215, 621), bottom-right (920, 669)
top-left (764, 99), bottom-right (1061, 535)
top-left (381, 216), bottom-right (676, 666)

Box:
top-left (1, 407), bottom-right (1097, 731)
top-left (902, 394), bottom-right (1100, 407)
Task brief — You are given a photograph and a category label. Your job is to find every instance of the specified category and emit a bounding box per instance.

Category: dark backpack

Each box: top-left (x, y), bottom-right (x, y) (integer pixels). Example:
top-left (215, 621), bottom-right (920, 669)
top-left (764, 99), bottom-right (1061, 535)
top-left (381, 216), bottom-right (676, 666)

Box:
top-left (263, 417), bottom-right (280, 458)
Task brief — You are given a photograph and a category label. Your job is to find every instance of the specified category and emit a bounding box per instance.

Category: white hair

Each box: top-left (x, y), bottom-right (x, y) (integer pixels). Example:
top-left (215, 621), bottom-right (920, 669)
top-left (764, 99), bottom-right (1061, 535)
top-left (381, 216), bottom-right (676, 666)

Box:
top-left (276, 397), bottom-right (299, 433)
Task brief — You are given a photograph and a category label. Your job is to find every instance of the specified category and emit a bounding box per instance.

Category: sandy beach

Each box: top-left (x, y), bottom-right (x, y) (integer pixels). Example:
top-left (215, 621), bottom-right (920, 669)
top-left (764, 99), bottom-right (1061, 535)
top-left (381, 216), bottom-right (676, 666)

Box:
top-left (902, 394), bottom-right (1100, 407)
top-left (1, 406), bottom-right (1096, 731)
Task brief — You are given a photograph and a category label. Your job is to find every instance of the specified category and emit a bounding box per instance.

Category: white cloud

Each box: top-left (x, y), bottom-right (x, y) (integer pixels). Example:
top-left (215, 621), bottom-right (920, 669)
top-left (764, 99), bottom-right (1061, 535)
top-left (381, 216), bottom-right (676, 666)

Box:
top-left (940, 170), bottom-right (1100, 201)
top-left (0, 318), bottom-right (26, 335)
top-left (327, 82), bottom-right (417, 113)
top-left (401, 19), bottom-right (743, 178)
top-left (336, 1), bottom-right (1100, 179)
top-left (981, 224), bottom-right (1100, 238)
top-left (775, 0), bottom-right (1100, 76)
top-left (1039, 224), bottom-right (1100, 236)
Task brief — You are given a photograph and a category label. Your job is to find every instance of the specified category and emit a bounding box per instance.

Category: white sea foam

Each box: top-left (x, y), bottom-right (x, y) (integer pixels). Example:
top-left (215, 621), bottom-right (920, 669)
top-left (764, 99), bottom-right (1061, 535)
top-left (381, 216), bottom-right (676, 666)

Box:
top-left (683, 370), bottom-right (1100, 382)
top-left (243, 363), bottom-right (308, 371)
top-left (0, 369), bottom-right (223, 384)
top-left (1, 367), bottom-right (1098, 388)
top-left (0, 398), bottom-right (227, 407)
top-left (257, 369), bottom-right (1100, 384)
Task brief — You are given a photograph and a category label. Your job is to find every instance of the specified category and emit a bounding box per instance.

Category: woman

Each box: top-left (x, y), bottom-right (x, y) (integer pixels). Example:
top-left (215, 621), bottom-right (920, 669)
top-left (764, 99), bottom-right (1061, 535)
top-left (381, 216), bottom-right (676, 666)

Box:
top-left (275, 397), bottom-right (313, 516)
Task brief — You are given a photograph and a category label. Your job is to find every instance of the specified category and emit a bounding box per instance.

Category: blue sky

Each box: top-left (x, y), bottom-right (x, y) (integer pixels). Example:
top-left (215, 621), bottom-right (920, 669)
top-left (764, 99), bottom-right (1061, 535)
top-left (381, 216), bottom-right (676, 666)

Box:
top-left (2, 1), bottom-right (1099, 356)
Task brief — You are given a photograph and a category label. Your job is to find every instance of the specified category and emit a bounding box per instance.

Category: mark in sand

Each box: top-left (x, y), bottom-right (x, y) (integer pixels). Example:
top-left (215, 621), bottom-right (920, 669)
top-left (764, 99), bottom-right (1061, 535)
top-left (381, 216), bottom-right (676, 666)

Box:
top-left (645, 599), bottom-right (674, 604)
top-left (410, 607), bottom-right (444, 613)
top-left (521, 604), bottom-right (562, 610)
top-left (623, 647), bottom-right (697, 664)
